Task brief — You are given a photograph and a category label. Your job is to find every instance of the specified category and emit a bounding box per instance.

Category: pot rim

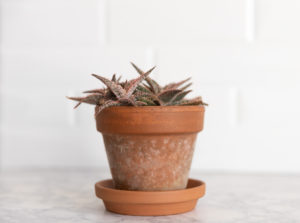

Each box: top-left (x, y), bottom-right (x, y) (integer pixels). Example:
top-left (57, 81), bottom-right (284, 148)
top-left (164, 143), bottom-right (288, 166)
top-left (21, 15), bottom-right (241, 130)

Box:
top-left (95, 105), bottom-right (205, 114)
top-left (96, 105), bottom-right (205, 135)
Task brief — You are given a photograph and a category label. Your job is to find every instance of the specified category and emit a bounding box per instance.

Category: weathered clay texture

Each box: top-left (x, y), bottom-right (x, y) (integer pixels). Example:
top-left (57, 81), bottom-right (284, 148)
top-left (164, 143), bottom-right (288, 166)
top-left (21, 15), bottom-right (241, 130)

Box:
top-left (103, 133), bottom-right (197, 191)
top-left (96, 106), bottom-right (205, 191)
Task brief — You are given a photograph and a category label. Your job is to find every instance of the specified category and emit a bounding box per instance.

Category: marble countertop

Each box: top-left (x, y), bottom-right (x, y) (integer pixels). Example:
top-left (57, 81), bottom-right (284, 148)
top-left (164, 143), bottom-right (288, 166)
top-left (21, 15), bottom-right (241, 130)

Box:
top-left (0, 169), bottom-right (299, 223)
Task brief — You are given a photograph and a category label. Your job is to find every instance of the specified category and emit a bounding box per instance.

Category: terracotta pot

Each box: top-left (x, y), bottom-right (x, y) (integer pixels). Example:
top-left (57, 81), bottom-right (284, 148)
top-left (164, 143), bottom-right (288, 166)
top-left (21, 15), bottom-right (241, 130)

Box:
top-left (96, 106), bottom-right (205, 191)
top-left (95, 178), bottom-right (206, 216)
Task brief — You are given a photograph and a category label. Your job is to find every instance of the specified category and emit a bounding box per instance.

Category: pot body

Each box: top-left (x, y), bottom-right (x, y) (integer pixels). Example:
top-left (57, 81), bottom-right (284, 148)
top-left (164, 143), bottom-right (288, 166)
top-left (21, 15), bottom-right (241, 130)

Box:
top-left (96, 106), bottom-right (205, 191)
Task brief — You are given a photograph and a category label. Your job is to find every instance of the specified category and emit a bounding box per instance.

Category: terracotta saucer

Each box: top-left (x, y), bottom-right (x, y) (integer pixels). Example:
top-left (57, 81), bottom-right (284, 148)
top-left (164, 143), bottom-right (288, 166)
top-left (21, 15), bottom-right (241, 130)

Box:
top-left (95, 178), bottom-right (205, 216)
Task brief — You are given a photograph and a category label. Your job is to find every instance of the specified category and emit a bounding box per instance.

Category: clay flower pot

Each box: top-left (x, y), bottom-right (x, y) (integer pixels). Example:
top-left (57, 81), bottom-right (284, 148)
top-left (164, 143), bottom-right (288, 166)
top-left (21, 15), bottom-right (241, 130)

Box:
top-left (96, 106), bottom-right (205, 191)
top-left (95, 178), bottom-right (206, 216)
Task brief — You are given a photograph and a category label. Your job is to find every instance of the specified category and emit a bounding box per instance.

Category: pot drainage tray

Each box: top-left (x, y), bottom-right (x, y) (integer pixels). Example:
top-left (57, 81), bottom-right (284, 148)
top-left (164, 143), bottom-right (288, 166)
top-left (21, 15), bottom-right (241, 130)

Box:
top-left (95, 178), bottom-right (205, 216)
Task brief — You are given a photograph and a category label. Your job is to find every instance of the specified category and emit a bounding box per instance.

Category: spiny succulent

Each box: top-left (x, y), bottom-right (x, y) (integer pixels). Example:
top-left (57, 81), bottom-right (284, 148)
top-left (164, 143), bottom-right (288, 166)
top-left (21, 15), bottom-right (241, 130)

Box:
top-left (67, 63), bottom-right (207, 115)
top-left (130, 63), bottom-right (206, 106)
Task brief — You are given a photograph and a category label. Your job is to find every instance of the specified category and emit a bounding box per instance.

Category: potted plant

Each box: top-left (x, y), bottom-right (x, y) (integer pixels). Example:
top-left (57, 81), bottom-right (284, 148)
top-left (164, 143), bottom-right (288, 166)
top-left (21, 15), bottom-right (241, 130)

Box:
top-left (68, 63), bottom-right (207, 191)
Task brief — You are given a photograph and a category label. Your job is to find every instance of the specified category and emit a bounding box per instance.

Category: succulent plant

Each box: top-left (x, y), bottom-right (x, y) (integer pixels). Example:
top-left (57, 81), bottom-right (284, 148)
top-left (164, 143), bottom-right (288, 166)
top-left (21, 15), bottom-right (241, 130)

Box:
top-left (67, 63), bottom-right (207, 115)
top-left (130, 63), bottom-right (206, 106)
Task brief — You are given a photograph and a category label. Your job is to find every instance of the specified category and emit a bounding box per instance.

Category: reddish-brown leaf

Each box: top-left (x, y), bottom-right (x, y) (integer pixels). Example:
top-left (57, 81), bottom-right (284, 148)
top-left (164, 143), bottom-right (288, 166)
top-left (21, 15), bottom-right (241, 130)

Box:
top-left (180, 82), bottom-right (192, 91)
top-left (95, 100), bottom-right (121, 116)
top-left (125, 66), bottom-right (155, 98)
top-left (67, 94), bottom-right (105, 108)
top-left (116, 75), bottom-right (122, 83)
top-left (111, 74), bottom-right (116, 82)
top-left (172, 96), bottom-right (206, 106)
top-left (92, 74), bottom-right (126, 99)
top-left (130, 62), bottom-right (161, 93)
top-left (83, 88), bottom-right (105, 94)
top-left (163, 77), bottom-right (191, 90)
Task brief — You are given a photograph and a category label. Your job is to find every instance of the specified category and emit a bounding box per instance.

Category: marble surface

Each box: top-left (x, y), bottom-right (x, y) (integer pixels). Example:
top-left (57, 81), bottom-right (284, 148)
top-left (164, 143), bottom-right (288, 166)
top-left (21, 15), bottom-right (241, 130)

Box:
top-left (0, 169), bottom-right (299, 223)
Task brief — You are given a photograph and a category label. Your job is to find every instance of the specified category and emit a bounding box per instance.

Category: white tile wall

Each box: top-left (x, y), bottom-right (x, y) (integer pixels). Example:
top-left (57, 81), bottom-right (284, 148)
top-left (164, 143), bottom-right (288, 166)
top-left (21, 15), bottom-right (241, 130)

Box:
top-left (257, 0), bottom-right (300, 42)
top-left (1, 0), bottom-right (101, 47)
top-left (108, 0), bottom-right (245, 44)
top-left (1, 0), bottom-right (300, 172)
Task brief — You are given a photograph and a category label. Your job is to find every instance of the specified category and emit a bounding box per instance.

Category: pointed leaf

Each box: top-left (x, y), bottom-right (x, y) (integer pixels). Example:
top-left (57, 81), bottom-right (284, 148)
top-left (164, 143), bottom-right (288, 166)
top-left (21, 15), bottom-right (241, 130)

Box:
top-left (167, 90), bottom-right (192, 105)
top-left (121, 80), bottom-right (129, 90)
top-left (119, 97), bottom-right (136, 106)
top-left (67, 96), bottom-right (85, 102)
top-left (130, 62), bottom-right (144, 74)
top-left (95, 100), bottom-right (121, 116)
top-left (180, 82), bottom-right (192, 91)
top-left (163, 77), bottom-right (191, 90)
top-left (124, 79), bottom-right (135, 91)
top-left (136, 85), bottom-right (151, 93)
top-left (134, 90), bottom-right (153, 98)
top-left (74, 102), bottom-right (81, 109)
top-left (130, 62), bottom-right (160, 93)
top-left (111, 74), bottom-right (116, 82)
top-left (171, 97), bottom-right (206, 106)
top-left (116, 75), bottom-right (122, 83)
top-left (146, 78), bottom-right (161, 94)
top-left (83, 88), bottom-right (105, 94)
top-left (67, 94), bottom-right (105, 107)
top-left (92, 74), bottom-right (126, 99)
top-left (158, 89), bottom-right (182, 103)
top-left (136, 97), bottom-right (157, 106)
top-left (134, 91), bottom-right (160, 104)
top-left (136, 101), bottom-right (147, 106)
top-left (142, 83), bottom-right (152, 92)
top-left (125, 66), bottom-right (155, 98)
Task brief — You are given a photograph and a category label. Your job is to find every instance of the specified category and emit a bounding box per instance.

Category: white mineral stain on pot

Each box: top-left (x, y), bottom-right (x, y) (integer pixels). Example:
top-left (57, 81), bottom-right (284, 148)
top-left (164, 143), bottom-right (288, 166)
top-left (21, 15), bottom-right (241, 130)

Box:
top-left (102, 134), bottom-right (197, 190)
top-left (150, 139), bottom-right (156, 145)
top-left (163, 138), bottom-right (169, 144)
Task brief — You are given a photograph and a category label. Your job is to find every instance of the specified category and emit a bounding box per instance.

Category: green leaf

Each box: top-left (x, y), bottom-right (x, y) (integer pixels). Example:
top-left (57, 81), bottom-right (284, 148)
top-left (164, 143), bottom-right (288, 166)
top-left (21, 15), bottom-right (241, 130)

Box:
top-left (167, 90), bottom-right (192, 105)
top-left (158, 89), bottom-right (182, 103)
top-left (136, 97), bottom-right (157, 106)
top-left (136, 85), bottom-right (151, 93)
top-left (136, 101), bottom-right (147, 106)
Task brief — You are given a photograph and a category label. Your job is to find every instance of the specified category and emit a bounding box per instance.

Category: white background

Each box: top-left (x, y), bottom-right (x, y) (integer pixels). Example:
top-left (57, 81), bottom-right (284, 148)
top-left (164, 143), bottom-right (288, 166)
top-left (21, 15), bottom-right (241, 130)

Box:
top-left (0, 0), bottom-right (300, 173)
